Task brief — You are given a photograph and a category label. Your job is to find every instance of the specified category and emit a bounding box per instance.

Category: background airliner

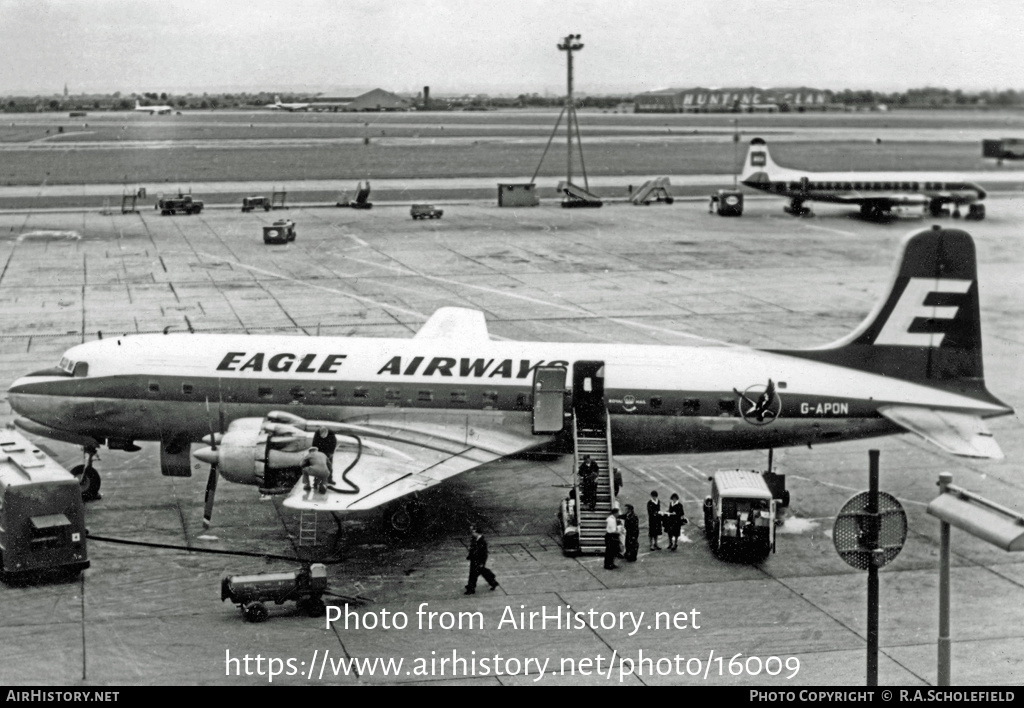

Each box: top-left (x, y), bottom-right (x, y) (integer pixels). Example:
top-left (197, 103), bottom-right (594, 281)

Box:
top-left (267, 95), bottom-right (310, 111)
top-left (7, 228), bottom-right (1010, 526)
top-left (740, 137), bottom-right (987, 220)
top-left (134, 100), bottom-right (173, 115)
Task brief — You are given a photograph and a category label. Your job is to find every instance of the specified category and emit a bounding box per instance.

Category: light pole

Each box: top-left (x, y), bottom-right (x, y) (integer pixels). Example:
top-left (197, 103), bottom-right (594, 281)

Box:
top-left (558, 34), bottom-right (583, 185)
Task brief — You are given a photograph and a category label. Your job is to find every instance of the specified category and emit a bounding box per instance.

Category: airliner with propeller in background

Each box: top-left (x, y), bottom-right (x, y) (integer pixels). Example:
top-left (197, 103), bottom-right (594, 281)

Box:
top-left (6, 227), bottom-right (1011, 529)
top-left (740, 137), bottom-right (988, 220)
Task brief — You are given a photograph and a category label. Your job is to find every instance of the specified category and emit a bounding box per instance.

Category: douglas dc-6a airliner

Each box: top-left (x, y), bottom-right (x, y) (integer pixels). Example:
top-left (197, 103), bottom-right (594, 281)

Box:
top-left (7, 228), bottom-right (1011, 527)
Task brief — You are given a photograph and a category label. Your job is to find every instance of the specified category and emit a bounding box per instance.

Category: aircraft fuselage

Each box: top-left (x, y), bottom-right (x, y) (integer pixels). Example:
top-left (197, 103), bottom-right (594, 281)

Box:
top-left (742, 171), bottom-right (985, 206)
top-left (8, 332), bottom-right (1004, 456)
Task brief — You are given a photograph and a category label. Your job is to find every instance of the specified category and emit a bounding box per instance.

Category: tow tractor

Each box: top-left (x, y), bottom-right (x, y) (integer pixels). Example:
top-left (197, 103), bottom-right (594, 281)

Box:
top-left (241, 196), bottom-right (272, 212)
top-left (222, 563), bottom-right (328, 622)
top-left (156, 192), bottom-right (204, 215)
top-left (410, 204), bottom-right (443, 220)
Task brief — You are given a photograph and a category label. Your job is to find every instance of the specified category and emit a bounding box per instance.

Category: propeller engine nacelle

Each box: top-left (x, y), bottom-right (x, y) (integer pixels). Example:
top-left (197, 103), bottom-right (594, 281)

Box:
top-left (193, 418), bottom-right (311, 494)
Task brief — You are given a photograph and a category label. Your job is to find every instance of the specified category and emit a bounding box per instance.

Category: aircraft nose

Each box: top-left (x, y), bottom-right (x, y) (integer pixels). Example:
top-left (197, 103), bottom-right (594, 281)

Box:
top-left (8, 376), bottom-right (45, 414)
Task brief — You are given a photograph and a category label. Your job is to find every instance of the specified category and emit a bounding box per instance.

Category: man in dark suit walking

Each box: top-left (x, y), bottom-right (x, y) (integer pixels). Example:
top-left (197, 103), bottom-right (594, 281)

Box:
top-left (465, 526), bottom-right (499, 595)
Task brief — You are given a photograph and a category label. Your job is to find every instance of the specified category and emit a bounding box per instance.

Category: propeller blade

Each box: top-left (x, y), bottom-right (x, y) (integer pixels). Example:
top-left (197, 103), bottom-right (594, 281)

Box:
top-left (204, 397), bottom-right (218, 451)
top-left (202, 463), bottom-right (219, 529)
top-left (217, 380), bottom-right (226, 437)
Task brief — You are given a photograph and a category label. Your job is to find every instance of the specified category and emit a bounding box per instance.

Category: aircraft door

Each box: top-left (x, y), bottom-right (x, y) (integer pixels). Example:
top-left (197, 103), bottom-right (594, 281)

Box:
top-left (532, 366), bottom-right (567, 434)
top-left (573, 360), bottom-right (606, 429)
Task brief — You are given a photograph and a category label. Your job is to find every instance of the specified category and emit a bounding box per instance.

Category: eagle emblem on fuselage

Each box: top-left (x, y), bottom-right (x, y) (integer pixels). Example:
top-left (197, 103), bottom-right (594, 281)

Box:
top-left (734, 379), bottom-right (782, 426)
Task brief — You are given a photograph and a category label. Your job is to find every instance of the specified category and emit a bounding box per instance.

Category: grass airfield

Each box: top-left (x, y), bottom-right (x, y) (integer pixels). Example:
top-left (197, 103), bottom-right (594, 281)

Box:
top-left (0, 110), bottom-right (1022, 686)
top-left (0, 108), bottom-right (1023, 189)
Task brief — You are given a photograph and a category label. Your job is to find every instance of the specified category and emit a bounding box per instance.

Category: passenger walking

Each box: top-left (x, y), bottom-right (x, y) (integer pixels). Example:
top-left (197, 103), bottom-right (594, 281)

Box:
top-left (465, 526), bottom-right (499, 595)
top-left (664, 493), bottom-right (687, 551)
top-left (622, 504), bottom-right (640, 562)
top-left (604, 511), bottom-right (620, 569)
top-left (579, 455), bottom-right (599, 511)
top-left (647, 490), bottom-right (663, 550)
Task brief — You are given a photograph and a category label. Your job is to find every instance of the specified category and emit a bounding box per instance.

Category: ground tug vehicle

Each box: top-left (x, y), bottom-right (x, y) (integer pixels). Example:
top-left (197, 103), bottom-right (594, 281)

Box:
top-left (709, 189), bottom-right (744, 216)
top-left (156, 192), bottom-right (204, 215)
top-left (0, 430), bottom-right (88, 582)
top-left (262, 220), bottom-right (296, 244)
top-left (241, 196), bottom-right (272, 212)
top-left (703, 470), bottom-right (777, 560)
top-left (410, 204), bottom-right (443, 219)
top-left (222, 563), bottom-right (327, 622)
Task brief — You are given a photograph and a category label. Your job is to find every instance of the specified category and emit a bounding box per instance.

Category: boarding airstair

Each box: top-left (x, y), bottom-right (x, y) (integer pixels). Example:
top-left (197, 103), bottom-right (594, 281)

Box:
top-left (557, 180), bottom-right (603, 208)
top-left (630, 177), bottom-right (674, 205)
top-left (299, 509), bottom-right (319, 547)
top-left (572, 409), bottom-right (616, 555)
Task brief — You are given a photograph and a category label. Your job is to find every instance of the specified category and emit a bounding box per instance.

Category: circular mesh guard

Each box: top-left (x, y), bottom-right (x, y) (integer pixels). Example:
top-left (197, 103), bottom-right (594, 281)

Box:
top-left (834, 491), bottom-right (908, 570)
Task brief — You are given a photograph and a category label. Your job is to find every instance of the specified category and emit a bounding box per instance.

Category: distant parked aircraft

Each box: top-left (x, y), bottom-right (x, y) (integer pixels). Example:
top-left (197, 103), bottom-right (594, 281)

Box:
top-left (135, 100), bottom-right (173, 115)
top-left (268, 95), bottom-right (311, 112)
top-left (740, 137), bottom-right (987, 220)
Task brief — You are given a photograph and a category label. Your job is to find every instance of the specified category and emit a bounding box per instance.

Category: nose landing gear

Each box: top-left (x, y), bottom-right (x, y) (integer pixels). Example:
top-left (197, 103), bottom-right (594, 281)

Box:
top-left (70, 443), bottom-right (101, 501)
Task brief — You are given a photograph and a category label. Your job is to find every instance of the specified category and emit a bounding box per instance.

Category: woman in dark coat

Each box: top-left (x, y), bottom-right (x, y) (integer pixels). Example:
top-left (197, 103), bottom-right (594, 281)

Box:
top-left (647, 491), bottom-right (662, 550)
top-left (664, 493), bottom-right (687, 551)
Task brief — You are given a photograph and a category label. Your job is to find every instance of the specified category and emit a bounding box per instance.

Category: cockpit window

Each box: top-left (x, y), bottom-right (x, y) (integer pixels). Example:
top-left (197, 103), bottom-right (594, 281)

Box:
top-left (72, 362), bottom-right (88, 377)
top-left (59, 357), bottom-right (74, 374)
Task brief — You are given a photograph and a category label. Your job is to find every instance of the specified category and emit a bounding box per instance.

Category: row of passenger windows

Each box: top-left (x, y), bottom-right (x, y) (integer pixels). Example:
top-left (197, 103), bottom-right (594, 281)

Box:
top-left (150, 383), bottom-right (740, 415)
top-left (776, 180), bottom-right (962, 192)
top-left (150, 381), bottom-right (525, 406)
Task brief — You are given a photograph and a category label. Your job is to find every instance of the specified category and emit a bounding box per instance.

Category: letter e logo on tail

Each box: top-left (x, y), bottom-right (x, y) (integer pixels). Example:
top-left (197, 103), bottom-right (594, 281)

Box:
top-left (875, 278), bottom-right (972, 347)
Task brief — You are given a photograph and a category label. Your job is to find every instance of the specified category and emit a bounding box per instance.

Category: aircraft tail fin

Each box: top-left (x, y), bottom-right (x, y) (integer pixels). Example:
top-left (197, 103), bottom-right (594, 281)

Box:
top-left (773, 226), bottom-right (1010, 411)
top-left (739, 137), bottom-right (783, 183)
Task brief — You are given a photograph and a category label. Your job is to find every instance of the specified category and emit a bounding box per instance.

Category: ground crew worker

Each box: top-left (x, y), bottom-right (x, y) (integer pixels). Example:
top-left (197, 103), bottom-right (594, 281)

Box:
top-left (604, 511), bottom-right (620, 570)
top-left (311, 427), bottom-right (337, 483)
top-left (301, 448), bottom-right (330, 494)
top-left (622, 505), bottom-right (640, 562)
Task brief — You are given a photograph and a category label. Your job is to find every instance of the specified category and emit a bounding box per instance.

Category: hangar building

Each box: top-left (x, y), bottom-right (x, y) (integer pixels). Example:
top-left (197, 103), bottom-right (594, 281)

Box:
top-left (635, 87), bottom-right (835, 113)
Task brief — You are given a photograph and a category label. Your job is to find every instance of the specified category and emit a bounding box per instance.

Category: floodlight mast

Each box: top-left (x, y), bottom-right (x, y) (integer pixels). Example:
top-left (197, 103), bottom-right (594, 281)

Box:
top-left (558, 34), bottom-right (583, 186)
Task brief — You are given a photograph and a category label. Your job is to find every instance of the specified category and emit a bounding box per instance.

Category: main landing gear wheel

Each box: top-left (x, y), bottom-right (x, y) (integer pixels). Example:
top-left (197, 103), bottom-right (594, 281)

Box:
top-left (70, 464), bottom-right (101, 501)
top-left (388, 506), bottom-right (412, 533)
top-left (785, 201), bottom-right (813, 217)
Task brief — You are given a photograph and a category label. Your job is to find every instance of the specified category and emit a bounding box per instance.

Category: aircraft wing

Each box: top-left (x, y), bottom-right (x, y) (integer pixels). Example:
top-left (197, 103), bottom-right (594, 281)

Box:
top-left (414, 306), bottom-right (490, 342)
top-left (878, 405), bottom-right (1004, 459)
top-left (281, 411), bottom-right (551, 512)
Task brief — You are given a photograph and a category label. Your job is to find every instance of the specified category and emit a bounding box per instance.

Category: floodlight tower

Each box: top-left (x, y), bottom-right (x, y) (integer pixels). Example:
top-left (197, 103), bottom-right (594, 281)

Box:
top-left (559, 33), bottom-right (583, 185)
top-left (530, 32), bottom-right (599, 205)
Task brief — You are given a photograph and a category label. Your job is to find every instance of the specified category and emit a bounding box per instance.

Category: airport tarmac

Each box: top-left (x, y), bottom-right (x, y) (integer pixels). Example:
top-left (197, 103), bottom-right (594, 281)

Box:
top-left (0, 196), bottom-right (1022, 686)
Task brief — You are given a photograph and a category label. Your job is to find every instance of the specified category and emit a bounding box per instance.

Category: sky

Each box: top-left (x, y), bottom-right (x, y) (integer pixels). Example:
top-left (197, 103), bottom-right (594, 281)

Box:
top-left (2, 0), bottom-right (1023, 96)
